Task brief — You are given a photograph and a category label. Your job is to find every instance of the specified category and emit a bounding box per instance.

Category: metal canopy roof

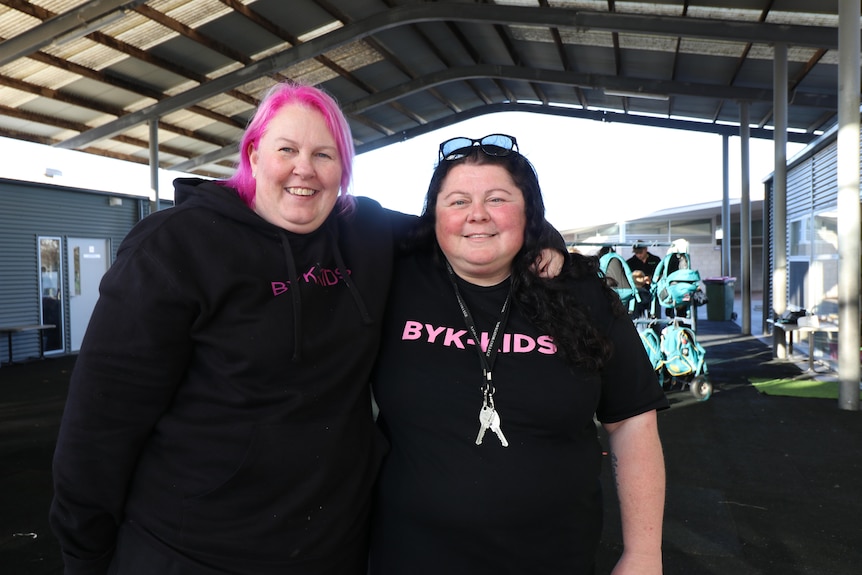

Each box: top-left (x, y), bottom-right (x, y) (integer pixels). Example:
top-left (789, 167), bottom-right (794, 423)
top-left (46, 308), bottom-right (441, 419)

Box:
top-left (0, 0), bottom-right (850, 179)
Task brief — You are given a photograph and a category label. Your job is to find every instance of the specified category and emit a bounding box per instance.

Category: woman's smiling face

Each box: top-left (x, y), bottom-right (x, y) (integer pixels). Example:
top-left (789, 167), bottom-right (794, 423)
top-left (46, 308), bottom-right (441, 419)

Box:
top-left (249, 103), bottom-right (342, 234)
top-left (434, 163), bottom-right (527, 286)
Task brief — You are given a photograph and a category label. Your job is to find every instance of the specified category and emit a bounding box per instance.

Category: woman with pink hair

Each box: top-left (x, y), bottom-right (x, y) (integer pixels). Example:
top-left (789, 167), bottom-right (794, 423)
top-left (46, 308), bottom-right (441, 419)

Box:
top-left (50, 82), bottom-right (409, 575)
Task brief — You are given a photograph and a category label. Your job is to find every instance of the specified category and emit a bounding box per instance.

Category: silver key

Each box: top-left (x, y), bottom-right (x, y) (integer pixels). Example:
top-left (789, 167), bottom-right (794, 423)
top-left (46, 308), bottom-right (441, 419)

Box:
top-left (475, 405), bottom-right (495, 445)
top-left (489, 410), bottom-right (509, 447)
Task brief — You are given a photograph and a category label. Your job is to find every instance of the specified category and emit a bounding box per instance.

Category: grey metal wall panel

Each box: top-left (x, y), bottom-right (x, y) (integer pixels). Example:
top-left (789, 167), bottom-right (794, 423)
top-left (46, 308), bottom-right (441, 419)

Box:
top-left (786, 157), bottom-right (813, 221)
top-left (0, 179), bottom-right (147, 363)
top-left (812, 140), bottom-right (838, 212)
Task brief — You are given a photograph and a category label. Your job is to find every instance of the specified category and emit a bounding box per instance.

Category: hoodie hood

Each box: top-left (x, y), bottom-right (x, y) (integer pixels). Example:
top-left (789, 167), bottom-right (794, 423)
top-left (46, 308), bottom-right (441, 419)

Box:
top-left (173, 177), bottom-right (264, 229)
top-left (171, 178), bottom-right (371, 361)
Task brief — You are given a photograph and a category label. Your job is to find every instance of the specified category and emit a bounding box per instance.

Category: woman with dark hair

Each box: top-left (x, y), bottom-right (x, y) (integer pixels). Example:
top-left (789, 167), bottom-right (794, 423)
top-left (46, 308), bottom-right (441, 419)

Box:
top-left (369, 135), bottom-right (669, 575)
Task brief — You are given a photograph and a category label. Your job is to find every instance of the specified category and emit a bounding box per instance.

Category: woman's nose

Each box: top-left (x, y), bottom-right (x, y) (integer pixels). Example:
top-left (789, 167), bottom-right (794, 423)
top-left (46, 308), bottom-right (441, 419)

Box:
top-left (292, 154), bottom-right (314, 178)
top-left (468, 202), bottom-right (489, 221)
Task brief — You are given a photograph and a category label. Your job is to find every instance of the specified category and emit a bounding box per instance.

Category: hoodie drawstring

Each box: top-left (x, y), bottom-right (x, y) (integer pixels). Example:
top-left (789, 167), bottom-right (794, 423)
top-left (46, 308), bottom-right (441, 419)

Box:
top-left (329, 226), bottom-right (373, 326)
top-left (277, 225), bottom-right (373, 362)
top-left (278, 232), bottom-right (303, 362)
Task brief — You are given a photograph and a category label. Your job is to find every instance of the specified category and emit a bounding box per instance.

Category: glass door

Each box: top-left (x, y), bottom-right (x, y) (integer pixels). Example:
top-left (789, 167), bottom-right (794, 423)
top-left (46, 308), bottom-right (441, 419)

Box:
top-left (38, 236), bottom-right (64, 354)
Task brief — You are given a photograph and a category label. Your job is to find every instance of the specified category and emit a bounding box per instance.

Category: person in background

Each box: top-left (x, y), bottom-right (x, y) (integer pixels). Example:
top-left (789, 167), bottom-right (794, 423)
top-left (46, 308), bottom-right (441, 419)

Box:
top-left (369, 135), bottom-right (668, 575)
top-left (631, 269), bottom-right (652, 317)
top-left (597, 245), bottom-right (615, 258)
top-left (631, 269), bottom-right (649, 289)
top-left (49, 83), bottom-right (565, 575)
top-left (627, 240), bottom-right (661, 281)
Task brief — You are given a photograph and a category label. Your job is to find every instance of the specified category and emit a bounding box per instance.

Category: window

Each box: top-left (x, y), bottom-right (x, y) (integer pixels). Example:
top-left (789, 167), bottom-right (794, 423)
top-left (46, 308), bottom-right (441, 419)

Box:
top-left (789, 217), bottom-right (811, 256)
top-left (627, 221), bottom-right (669, 239)
top-left (38, 236), bottom-right (64, 354)
top-left (812, 211), bottom-right (838, 257)
top-left (670, 218), bottom-right (711, 243)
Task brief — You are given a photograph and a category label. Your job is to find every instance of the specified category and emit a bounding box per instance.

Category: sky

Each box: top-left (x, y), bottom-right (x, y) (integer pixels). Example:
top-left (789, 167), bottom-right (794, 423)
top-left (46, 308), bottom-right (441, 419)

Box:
top-left (0, 112), bottom-right (806, 231)
top-left (352, 111), bottom-right (808, 231)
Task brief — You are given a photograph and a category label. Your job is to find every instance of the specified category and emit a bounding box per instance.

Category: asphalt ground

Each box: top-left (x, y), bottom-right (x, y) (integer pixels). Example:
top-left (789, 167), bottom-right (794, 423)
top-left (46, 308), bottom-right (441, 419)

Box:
top-left (2, 317), bottom-right (860, 575)
top-left (599, 319), bottom-right (862, 575)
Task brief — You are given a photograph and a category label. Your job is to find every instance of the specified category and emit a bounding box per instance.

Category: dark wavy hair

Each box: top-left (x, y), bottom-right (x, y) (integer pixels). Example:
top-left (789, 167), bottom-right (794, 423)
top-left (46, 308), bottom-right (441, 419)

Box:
top-left (411, 147), bottom-right (624, 370)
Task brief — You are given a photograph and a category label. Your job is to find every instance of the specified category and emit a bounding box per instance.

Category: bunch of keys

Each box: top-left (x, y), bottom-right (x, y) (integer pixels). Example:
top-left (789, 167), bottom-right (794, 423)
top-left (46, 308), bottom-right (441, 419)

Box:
top-left (475, 398), bottom-right (509, 448)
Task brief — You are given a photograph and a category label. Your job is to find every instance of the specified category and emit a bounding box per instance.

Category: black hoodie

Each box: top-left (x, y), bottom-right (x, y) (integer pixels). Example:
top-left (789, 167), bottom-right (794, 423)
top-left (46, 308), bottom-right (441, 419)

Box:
top-left (50, 179), bottom-right (409, 575)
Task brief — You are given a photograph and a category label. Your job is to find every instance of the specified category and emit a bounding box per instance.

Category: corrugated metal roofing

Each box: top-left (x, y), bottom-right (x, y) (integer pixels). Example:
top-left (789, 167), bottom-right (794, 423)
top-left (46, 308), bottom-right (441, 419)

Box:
top-left (0, 0), bottom-right (854, 178)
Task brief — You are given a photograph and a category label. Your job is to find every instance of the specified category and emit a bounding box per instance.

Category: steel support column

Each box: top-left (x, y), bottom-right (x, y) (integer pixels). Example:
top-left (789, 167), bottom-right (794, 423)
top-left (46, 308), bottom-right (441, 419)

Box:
top-left (721, 134), bottom-right (731, 278)
top-left (836, 0), bottom-right (860, 411)
top-left (739, 102), bottom-right (752, 335)
top-left (149, 120), bottom-right (160, 212)
top-left (772, 43), bottom-right (789, 357)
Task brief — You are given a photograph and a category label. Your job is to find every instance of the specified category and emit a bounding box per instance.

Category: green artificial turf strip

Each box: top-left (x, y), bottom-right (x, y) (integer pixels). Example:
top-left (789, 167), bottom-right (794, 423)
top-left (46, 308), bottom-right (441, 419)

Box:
top-left (750, 378), bottom-right (861, 399)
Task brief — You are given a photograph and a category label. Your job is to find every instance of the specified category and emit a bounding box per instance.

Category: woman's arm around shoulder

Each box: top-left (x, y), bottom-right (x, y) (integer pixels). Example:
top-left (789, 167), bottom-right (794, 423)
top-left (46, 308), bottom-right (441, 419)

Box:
top-left (355, 196), bottom-right (418, 245)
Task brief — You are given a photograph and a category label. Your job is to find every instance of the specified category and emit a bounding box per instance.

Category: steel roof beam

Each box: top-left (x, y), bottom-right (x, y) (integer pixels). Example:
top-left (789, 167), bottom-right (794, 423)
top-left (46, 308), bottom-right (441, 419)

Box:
top-left (56, 2), bottom-right (840, 150)
top-left (353, 103), bottom-right (817, 153)
top-left (169, 100), bottom-right (816, 172)
top-left (342, 64), bottom-right (836, 113)
top-left (0, 0), bottom-right (149, 66)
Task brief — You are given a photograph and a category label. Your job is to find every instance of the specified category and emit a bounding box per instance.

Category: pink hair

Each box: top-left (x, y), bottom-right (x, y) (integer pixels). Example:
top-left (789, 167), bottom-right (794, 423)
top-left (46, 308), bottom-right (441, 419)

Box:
top-left (225, 82), bottom-right (355, 211)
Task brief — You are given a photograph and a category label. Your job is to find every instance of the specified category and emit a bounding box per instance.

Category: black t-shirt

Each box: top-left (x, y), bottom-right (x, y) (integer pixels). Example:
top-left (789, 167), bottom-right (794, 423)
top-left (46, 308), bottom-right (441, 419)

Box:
top-left (626, 251), bottom-right (661, 278)
top-left (369, 254), bottom-right (668, 575)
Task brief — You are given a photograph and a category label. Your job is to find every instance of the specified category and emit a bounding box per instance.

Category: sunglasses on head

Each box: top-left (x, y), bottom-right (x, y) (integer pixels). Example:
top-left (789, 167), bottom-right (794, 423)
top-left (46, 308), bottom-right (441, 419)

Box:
top-left (438, 134), bottom-right (518, 161)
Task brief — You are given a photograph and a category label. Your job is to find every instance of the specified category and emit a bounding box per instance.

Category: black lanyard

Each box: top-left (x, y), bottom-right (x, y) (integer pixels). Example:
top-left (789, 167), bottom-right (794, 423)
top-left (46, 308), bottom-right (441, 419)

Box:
top-left (445, 261), bottom-right (513, 407)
